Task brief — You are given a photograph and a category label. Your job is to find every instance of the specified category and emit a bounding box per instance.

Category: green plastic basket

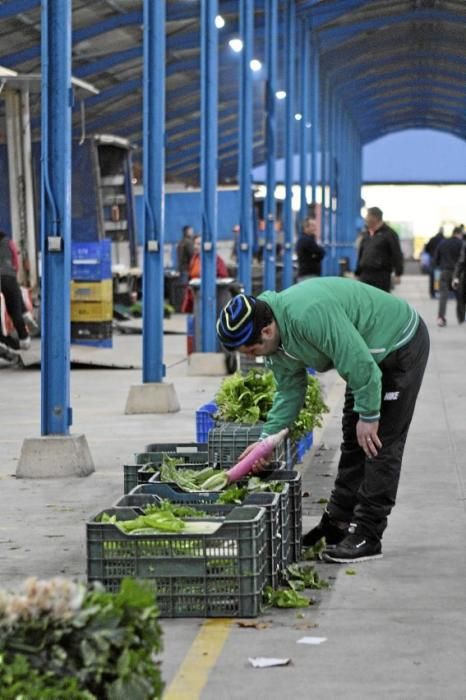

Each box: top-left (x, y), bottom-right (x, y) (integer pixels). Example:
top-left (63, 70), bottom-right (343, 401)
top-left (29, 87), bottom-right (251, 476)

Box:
top-left (87, 505), bottom-right (267, 618)
top-left (207, 423), bottom-right (288, 468)
top-left (114, 485), bottom-right (282, 588)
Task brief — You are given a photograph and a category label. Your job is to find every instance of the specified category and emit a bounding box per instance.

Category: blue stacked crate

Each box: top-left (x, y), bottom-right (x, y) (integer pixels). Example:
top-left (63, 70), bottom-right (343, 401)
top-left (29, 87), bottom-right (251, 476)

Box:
top-left (296, 431), bottom-right (314, 462)
top-left (71, 240), bottom-right (113, 348)
top-left (196, 401), bottom-right (218, 442)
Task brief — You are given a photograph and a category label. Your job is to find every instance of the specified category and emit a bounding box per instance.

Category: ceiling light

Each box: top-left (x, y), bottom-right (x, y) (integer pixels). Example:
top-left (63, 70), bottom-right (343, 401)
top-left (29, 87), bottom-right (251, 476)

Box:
top-left (215, 15), bottom-right (225, 29)
top-left (276, 90), bottom-right (287, 100)
top-left (229, 38), bottom-right (243, 53)
top-left (250, 59), bottom-right (262, 72)
top-left (294, 113), bottom-right (302, 121)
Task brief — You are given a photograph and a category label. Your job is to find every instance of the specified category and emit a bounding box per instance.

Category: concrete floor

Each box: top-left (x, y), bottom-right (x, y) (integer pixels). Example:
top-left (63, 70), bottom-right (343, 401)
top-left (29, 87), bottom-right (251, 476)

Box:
top-left (0, 275), bottom-right (465, 700)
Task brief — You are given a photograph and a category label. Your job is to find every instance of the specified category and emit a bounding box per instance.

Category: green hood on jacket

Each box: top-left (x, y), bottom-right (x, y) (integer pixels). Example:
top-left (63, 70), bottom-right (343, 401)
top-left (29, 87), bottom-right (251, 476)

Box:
top-left (258, 277), bottom-right (419, 436)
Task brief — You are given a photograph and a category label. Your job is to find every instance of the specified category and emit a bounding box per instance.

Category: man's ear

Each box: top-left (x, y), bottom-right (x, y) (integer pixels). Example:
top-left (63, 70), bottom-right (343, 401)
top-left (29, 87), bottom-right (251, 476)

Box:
top-left (261, 322), bottom-right (275, 340)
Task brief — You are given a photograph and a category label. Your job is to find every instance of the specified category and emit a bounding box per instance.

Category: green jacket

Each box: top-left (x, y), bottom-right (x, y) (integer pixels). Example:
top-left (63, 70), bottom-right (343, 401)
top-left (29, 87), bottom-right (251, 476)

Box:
top-left (258, 277), bottom-right (419, 436)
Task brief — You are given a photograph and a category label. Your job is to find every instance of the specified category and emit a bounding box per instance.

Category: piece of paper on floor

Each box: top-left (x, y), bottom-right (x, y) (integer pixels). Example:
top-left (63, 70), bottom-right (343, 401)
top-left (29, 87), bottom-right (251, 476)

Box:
top-left (296, 636), bottom-right (327, 645)
top-left (248, 657), bottom-right (291, 668)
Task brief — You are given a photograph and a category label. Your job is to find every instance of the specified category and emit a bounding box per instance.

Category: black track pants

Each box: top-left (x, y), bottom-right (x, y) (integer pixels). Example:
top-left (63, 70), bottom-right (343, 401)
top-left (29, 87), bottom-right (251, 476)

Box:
top-left (328, 318), bottom-right (430, 541)
top-left (0, 274), bottom-right (28, 340)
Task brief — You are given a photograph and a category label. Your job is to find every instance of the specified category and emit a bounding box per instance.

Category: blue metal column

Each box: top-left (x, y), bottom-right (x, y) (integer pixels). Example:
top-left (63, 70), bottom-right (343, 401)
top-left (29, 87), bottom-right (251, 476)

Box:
top-left (334, 103), bottom-right (343, 272)
top-left (283, 0), bottom-right (296, 289)
top-left (320, 79), bottom-right (329, 273)
top-left (328, 91), bottom-right (335, 274)
top-left (310, 37), bottom-right (319, 205)
top-left (142, 0), bottom-right (165, 383)
top-left (200, 0), bottom-right (218, 350)
top-left (238, 0), bottom-right (254, 294)
top-left (299, 21), bottom-right (309, 227)
top-left (264, 0), bottom-right (278, 291)
top-left (40, 0), bottom-right (72, 435)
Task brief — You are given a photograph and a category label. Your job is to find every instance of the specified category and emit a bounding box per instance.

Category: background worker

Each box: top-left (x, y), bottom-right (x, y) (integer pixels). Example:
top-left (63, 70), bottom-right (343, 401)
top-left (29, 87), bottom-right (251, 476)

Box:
top-left (295, 217), bottom-right (326, 282)
top-left (355, 207), bottom-right (404, 292)
top-left (433, 226), bottom-right (464, 327)
top-left (176, 225), bottom-right (194, 282)
top-left (423, 227), bottom-right (445, 298)
top-left (181, 234), bottom-right (229, 313)
top-left (216, 278), bottom-right (429, 563)
top-left (452, 239), bottom-right (466, 324)
top-left (0, 230), bottom-right (30, 350)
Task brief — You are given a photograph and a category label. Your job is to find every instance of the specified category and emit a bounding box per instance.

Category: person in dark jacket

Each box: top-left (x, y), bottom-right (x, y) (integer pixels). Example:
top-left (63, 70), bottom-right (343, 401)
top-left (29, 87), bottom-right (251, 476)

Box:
top-left (0, 230), bottom-right (30, 351)
top-left (176, 225), bottom-right (194, 280)
top-left (452, 240), bottom-right (466, 324)
top-left (355, 207), bottom-right (404, 293)
top-left (434, 227), bottom-right (464, 326)
top-left (424, 227), bottom-right (445, 298)
top-left (295, 217), bottom-right (326, 282)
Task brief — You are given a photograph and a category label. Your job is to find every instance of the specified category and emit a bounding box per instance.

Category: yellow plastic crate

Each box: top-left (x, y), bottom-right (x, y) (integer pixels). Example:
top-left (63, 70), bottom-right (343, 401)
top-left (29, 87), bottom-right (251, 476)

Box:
top-left (70, 279), bottom-right (113, 302)
top-left (71, 300), bottom-right (113, 322)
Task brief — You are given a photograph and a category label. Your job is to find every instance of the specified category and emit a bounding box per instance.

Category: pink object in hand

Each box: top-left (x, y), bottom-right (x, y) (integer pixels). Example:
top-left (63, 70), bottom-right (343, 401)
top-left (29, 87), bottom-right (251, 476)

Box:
top-left (226, 429), bottom-right (289, 483)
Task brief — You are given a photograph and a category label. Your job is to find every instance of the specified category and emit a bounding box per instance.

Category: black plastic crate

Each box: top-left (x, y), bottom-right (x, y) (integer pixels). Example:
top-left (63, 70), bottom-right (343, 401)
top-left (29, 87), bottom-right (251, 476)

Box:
top-left (266, 470), bottom-right (302, 563)
top-left (71, 321), bottom-right (112, 340)
top-left (208, 424), bottom-right (288, 468)
top-left (144, 441), bottom-right (207, 453)
top-left (136, 451), bottom-right (209, 466)
top-left (114, 485), bottom-right (282, 588)
top-left (123, 450), bottom-right (209, 494)
top-left (87, 505), bottom-right (267, 618)
top-left (286, 438), bottom-right (298, 468)
top-left (238, 353), bottom-right (265, 375)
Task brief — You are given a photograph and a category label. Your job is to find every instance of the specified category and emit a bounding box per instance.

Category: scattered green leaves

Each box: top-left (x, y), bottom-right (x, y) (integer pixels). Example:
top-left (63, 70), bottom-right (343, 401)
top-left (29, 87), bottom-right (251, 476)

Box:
top-left (302, 539), bottom-right (327, 561)
top-left (283, 564), bottom-right (329, 591)
top-left (345, 568), bottom-right (357, 576)
top-left (263, 586), bottom-right (310, 609)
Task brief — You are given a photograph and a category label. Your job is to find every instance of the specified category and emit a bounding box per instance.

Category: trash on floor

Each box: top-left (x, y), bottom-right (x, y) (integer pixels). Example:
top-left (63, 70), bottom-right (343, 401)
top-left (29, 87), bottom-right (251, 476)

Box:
top-left (296, 636), bottom-right (327, 645)
top-left (248, 657), bottom-right (291, 668)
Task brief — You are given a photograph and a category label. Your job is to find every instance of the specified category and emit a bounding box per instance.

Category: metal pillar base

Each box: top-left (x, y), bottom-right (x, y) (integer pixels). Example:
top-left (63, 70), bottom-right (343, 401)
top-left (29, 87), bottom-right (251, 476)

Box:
top-left (125, 382), bottom-right (180, 414)
top-left (188, 352), bottom-right (227, 376)
top-left (17, 434), bottom-right (95, 478)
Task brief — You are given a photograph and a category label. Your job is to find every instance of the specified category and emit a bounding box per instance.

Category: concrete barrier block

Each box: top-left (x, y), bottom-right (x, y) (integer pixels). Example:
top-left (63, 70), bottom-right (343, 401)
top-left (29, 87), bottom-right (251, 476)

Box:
top-left (17, 434), bottom-right (95, 478)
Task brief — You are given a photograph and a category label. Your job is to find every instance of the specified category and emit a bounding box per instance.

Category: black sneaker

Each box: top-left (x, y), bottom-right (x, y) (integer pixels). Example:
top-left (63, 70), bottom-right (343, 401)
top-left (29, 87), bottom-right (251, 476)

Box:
top-left (323, 532), bottom-right (382, 563)
top-left (302, 510), bottom-right (349, 549)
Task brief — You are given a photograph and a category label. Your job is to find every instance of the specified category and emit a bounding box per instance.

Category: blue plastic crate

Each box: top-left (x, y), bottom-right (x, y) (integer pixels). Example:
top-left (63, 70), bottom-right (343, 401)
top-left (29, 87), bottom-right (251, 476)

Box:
top-left (296, 431), bottom-right (313, 463)
top-left (72, 239), bottom-right (111, 260)
top-left (71, 338), bottom-right (113, 348)
top-left (72, 240), bottom-right (112, 281)
top-left (196, 401), bottom-right (217, 442)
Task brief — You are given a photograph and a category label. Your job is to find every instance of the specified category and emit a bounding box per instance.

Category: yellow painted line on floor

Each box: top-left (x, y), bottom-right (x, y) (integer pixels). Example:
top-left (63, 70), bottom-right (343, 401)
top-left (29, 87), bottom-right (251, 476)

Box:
top-left (163, 619), bottom-right (233, 700)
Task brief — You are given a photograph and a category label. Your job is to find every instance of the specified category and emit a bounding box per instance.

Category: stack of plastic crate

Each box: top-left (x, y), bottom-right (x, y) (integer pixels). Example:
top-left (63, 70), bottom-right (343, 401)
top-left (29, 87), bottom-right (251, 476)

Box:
top-left (195, 401), bottom-right (218, 443)
top-left (123, 441), bottom-right (208, 494)
top-left (71, 240), bottom-right (113, 348)
top-left (87, 440), bottom-right (269, 617)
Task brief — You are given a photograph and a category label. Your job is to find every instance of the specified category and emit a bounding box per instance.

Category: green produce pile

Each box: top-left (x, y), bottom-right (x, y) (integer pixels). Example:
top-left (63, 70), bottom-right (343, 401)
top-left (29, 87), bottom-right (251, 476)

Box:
top-left (100, 501), bottom-right (218, 536)
top-left (215, 369), bottom-right (329, 439)
top-left (0, 577), bottom-right (163, 699)
top-left (160, 457), bottom-right (228, 491)
top-left (158, 456), bottom-right (284, 499)
top-left (218, 477), bottom-right (284, 504)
